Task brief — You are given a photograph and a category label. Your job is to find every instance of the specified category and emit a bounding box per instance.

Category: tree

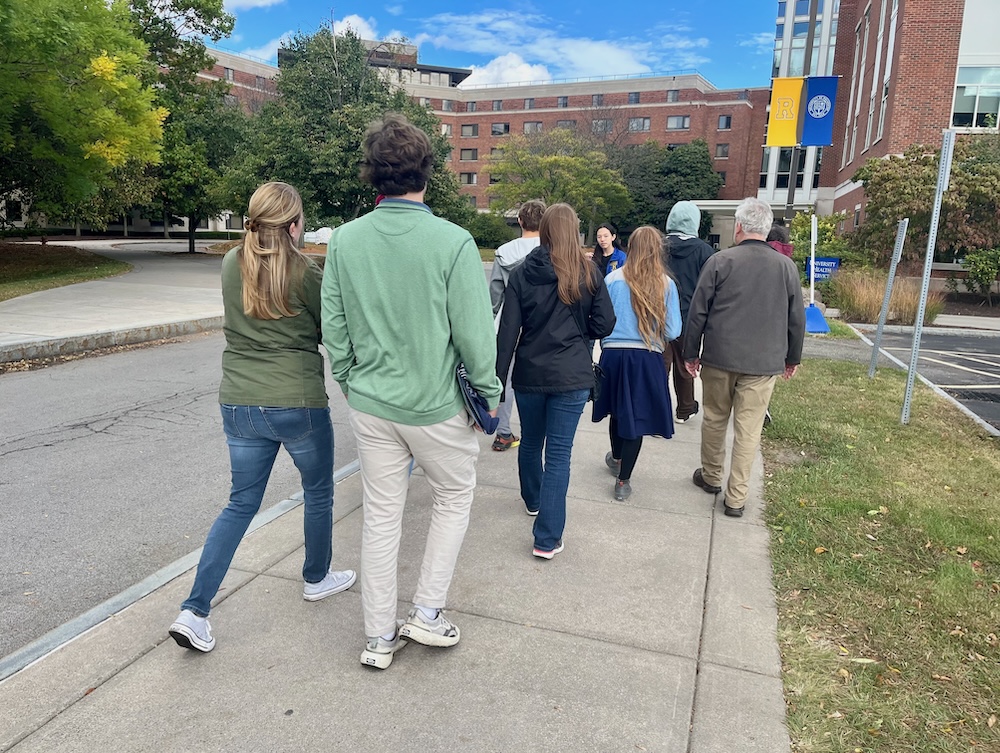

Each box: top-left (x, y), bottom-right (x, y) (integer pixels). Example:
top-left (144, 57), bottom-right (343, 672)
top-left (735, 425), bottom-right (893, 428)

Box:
top-left (851, 135), bottom-right (1000, 267)
top-left (486, 129), bottom-right (630, 242)
top-left (0, 0), bottom-right (166, 227)
top-left (789, 211), bottom-right (866, 270)
top-left (607, 140), bottom-right (723, 232)
top-left (224, 28), bottom-right (471, 228)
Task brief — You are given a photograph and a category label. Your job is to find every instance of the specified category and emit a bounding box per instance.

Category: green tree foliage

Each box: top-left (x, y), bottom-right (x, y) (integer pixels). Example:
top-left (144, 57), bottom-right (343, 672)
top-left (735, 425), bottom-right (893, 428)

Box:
top-left (486, 129), bottom-right (630, 241)
top-left (466, 212), bottom-right (518, 249)
top-left (607, 140), bottom-right (723, 232)
top-left (789, 211), bottom-right (869, 269)
top-left (852, 135), bottom-right (1000, 266)
top-left (960, 247), bottom-right (1000, 306)
top-left (0, 0), bottom-right (166, 225)
top-left (225, 29), bottom-right (471, 228)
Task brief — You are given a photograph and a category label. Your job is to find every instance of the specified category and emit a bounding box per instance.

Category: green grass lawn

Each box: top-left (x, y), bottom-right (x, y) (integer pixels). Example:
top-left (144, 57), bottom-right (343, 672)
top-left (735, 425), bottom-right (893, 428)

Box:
top-left (763, 360), bottom-right (1000, 752)
top-left (0, 243), bottom-right (132, 302)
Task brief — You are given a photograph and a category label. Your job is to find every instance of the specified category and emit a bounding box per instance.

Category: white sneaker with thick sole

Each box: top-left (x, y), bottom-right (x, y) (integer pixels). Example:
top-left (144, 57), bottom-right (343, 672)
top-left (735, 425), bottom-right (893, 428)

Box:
top-left (399, 607), bottom-right (461, 647)
top-left (169, 609), bottom-right (215, 653)
top-left (361, 620), bottom-right (407, 669)
top-left (303, 569), bottom-right (357, 601)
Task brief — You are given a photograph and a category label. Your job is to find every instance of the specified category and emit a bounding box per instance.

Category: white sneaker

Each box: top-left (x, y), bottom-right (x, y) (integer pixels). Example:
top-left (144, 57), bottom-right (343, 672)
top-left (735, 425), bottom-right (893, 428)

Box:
top-left (399, 607), bottom-right (461, 647)
top-left (361, 620), bottom-right (408, 669)
top-left (169, 609), bottom-right (215, 652)
top-left (303, 569), bottom-right (357, 601)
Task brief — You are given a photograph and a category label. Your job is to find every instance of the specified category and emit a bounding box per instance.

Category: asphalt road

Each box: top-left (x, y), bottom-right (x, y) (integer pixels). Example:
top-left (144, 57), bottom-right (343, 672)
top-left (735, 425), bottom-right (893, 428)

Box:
top-left (860, 328), bottom-right (1000, 429)
top-left (0, 332), bottom-right (355, 660)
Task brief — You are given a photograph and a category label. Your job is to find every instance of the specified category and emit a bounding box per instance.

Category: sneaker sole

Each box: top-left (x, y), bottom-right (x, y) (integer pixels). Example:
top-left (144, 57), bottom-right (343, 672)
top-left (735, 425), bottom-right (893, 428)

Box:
top-left (492, 441), bottom-right (520, 451)
top-left (399, 622), bottom-right (460, 647)
top-left (532, 542), bottom-right (565, 560)
top-left (303, 570), bottom-right (358, 601)
top-left (360, 642), bottom-right (406, 669)
top-left (169, 624), bottom-right (214, 653)
top-left (525, 505), bottom-right (539, 516)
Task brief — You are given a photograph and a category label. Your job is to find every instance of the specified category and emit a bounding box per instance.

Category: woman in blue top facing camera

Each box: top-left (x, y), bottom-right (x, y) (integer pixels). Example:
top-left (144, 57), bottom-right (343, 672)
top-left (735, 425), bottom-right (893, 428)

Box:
top-left (592, 222), bottom-right (627, 278)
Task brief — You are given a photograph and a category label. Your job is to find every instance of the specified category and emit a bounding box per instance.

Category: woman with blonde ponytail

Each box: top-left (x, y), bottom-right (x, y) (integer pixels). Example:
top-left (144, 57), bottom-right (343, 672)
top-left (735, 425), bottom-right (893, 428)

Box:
top-left (169, 181), bottom-right (355, 654)
top-left (592, 226), bottom-right (681, 501)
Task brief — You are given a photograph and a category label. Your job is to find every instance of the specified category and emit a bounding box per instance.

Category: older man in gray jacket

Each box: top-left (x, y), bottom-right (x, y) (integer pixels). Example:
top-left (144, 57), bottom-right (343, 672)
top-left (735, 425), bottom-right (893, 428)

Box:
top-left (683, 197), bottom-right (805, 517)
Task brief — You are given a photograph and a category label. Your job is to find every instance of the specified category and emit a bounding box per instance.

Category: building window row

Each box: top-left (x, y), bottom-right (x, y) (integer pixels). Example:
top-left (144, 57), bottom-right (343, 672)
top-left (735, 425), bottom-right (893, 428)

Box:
top-left (952, 67), bottom-right (1000, 128)
top-left (458, 90), bottom-right (689, 111)
top-left (455, 114), bottom-right (708, 137)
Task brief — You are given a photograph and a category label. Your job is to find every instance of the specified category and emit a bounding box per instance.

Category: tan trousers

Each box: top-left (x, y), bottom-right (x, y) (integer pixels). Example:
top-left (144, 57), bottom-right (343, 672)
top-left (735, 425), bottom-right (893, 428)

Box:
top-left (699, 366), bottom-right (777, 509)
top-left (349, 408), bottom-right (480, 638)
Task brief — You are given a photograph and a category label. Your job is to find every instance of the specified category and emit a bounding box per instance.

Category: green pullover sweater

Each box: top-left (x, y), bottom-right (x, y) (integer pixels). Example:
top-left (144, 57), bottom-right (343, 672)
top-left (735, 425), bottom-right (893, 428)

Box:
top-left (321, 199), bottom-right (502, 426)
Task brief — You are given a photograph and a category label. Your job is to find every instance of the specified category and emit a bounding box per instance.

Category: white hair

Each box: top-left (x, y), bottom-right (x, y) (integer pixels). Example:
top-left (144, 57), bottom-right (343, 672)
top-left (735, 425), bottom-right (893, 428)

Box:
top-left (734, 198), bottom-right (774, 236)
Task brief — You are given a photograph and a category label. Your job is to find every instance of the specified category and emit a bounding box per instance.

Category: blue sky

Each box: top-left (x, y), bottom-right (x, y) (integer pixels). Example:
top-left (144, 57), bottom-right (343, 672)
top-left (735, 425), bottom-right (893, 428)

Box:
top-left (215, 1), bottom-right (778, 90)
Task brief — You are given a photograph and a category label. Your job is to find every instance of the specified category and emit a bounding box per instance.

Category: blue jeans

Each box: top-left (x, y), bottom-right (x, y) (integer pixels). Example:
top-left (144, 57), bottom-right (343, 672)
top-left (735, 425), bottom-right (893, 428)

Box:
top-left (182, 405), bottom-right (334, 617)
top-left (515, 389), bottom-right (589, 552)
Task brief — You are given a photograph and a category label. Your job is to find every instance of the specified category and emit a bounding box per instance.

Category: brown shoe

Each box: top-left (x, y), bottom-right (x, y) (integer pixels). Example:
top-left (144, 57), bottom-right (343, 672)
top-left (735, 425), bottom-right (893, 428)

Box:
top-left (692, 468), bottom-right (722, 495)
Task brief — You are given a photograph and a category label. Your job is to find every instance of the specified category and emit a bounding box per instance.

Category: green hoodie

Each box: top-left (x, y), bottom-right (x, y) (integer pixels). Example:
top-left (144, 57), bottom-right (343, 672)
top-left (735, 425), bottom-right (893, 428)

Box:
top-left (321, 199), bottom-right (502, 426)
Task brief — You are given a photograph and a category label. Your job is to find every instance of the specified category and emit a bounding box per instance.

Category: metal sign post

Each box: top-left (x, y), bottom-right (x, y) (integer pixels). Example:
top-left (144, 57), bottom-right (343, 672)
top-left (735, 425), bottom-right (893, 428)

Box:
top-left (869, 217), bottom-right (909, 378)
top-left (901, 130), bottom-right (955, 425)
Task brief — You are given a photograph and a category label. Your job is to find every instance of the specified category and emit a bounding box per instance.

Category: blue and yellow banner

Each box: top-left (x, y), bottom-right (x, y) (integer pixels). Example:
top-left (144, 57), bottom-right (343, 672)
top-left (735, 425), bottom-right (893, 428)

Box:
top-left (766, 77), bottom-right (804, 147)
top-left (800, 76), bottom-right (839, 146)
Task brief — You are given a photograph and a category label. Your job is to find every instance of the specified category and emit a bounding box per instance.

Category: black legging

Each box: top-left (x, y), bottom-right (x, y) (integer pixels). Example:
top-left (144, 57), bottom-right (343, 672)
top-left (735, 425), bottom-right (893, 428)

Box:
top-left (609, 418), bottom-right (643, 481)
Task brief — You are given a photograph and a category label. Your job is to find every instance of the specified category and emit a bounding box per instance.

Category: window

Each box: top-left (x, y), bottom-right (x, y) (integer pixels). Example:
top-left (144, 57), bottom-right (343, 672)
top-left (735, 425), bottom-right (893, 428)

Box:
top-left (556, 119), bottom-right (577, 129)
top-left (717, 171), bottom-right (727, 185)
top-left (524, 98), bottom-right (535, 109)
top-left (718, 114), bottom-right (732, 130)
top-left (255, 75), bottom-right (266, 89)
top-left (592, 93), bottom-right (604, 107)
top-left (419, 97), bottom-right (431, 107)
top-left (459, 172), bottom-right (478, 185)
top-left (493, 99), bottom-right (503, 111)
top-left (491, 122), bottom-right (510, 136)
top-left (523, 121), bottom-right (543, 134)
top-left (628, 117), bottom-right (651, 132)
top-left (778, 1), bottom-right (786, 14)
top-left (628, 92), bottom-right (640, 104)
top-left (444, 149), bottom-right (452, 162)
top-left (952, 68), bottom-right (1000, 128)
top-left (224, 67), bottom-right (234, 82)
top-left (666, 115), bottom-right (690, 130)
top-left (489, 174), bottom-right (501, 184)
top-left (420, 72), bottom-right (431, 85)
top-left (666, 89), bottom-right (680, 102)
top-left (715, 143), bottom-right (730, 158)
top-left (461, 124), bottom-right (478, 137)
top-left (441, 123), bottom-right (453, 137)
top-left (490, 147), bottom-right (502, 156)
top-left (468, 196), bottom-right (477, 208)
top-left (468, 101), bottom-right (477, 112)
top-left (795, 0), bottom-right (810, 13)
top-left (460, 148), bottom-right (478, 161)
top-left (557, 96), bottom-right (569, 108)
top-left (442, 99), bottom-right (454, 112)
top-left (854, 206), bottom-right (861, 228)
top-left (592, 119), bottom-right (613, 134)
top-left (667, 143), bottom-right (682, 150)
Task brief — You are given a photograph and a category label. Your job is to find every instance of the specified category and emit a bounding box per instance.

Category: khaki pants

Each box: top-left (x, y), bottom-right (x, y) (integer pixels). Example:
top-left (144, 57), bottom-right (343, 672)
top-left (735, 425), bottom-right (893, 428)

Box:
top-left (349, 408), bottom-right (480, 638)
top-left (699, 366), bottom-right (777, 509)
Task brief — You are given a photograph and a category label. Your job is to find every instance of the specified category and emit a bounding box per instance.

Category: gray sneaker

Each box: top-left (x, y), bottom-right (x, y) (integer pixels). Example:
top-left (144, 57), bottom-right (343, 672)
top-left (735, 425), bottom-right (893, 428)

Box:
top-left (361, 620), bottom-right (407, 669)
top-left (169, 609), bottom-right (215, 653)
top-left (303, 569), bottom-right (357, 601)
top-left (605, 452), bottom-right (621, 476)
top-left (613, 479), bottom-right (632, 501)
top-left (399, 607), bottom-right (461, 647)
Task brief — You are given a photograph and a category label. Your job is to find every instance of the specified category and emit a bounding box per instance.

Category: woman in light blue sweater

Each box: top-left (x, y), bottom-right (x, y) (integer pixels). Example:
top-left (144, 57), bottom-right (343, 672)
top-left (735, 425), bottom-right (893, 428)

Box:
top-left (593, 226), bottom-right (682, 500)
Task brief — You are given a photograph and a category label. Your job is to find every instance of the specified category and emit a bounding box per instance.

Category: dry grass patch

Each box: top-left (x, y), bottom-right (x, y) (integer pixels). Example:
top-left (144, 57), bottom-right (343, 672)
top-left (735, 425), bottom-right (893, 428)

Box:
top-left (0, 242), bottom-right (132, 302)
top-left (828, 269), bottom-right (944, 325)
top-left (763, 360), bottom-right (999, 752)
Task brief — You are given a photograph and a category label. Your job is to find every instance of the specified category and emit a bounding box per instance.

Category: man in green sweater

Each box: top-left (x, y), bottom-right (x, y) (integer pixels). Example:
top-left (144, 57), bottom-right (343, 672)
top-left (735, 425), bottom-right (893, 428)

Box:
top-left (322, 113), bottom-right (502, 670)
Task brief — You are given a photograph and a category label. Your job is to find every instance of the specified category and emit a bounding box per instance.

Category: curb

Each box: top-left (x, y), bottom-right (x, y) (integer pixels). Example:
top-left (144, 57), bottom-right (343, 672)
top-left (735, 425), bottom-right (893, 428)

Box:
top-left (0, 317), bottom-right (224, 364)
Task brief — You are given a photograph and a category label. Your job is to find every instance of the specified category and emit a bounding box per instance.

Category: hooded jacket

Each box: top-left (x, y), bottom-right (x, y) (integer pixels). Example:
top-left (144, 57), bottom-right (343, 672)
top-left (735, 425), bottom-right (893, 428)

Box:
top-left (662, 201), bottom-right (715, 322)
top-left (489, 236), bottom-right (539, 315)
top-left (496, 246), bottom-right (616, 394)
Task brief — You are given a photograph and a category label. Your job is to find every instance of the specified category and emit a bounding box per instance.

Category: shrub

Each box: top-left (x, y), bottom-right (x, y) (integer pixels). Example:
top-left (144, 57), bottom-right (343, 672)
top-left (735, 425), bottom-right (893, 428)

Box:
top-left (789, 212), bottom-right (875, 274)
top-left (960, 247), bottom-right (1000, 306)
top-left (826, 268), bottom-right (943, 325)
top-left (465, 212), bottom-right (518, 250)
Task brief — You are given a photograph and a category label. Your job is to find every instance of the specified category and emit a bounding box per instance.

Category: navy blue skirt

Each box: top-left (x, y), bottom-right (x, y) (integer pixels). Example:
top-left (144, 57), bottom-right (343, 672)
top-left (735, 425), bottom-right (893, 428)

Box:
top-left (591, 348), bottom-right (674, 439)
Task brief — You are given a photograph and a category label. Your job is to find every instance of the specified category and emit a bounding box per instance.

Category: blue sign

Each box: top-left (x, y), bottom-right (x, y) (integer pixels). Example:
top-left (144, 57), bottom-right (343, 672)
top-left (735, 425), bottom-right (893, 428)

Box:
top-left (806, 256), bottom-right (841, 280)
top-left (800, 76), bottom-right (839, 147)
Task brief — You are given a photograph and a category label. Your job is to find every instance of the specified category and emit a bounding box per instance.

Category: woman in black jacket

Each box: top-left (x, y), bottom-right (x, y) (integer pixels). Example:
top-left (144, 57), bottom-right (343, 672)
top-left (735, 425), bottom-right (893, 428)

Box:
top-left (496, 204), bottom-right (616, 559)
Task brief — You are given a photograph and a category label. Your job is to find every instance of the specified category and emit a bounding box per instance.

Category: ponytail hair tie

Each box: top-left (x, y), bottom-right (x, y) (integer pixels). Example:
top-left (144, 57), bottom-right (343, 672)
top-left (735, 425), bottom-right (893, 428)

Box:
top-left (244, 219), bottom-right (259, 232)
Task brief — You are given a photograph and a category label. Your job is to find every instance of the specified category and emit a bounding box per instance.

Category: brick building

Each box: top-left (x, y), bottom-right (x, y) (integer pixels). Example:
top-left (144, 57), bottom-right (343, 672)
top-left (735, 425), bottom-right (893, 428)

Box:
top-left (201, 48), bottom-right (279, 114)
top-left (818, 0), bottom-right (1000, 226)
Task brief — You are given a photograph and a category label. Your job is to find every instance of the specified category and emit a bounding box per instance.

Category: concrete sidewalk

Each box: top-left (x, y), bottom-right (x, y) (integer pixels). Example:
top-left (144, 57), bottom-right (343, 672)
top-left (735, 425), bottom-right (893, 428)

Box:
top-left (0, 405), bottom-right (790, 753)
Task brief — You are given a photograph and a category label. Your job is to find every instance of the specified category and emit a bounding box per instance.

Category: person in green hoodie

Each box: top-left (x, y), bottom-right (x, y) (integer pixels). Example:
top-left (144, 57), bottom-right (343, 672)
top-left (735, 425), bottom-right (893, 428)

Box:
top-left (322, 113), bottom-right (502, 670)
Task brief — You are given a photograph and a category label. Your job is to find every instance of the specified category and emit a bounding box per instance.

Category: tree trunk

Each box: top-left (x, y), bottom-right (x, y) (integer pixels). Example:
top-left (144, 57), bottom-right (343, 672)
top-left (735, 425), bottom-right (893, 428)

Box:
top-left (188, 215), bottom-right (197, 253)
top-left (74, 221), bottom-right (81, 237)
top-left (163, 211), bottom-right (170, 239)
top-left (122, 213), bottom-right (128, 238)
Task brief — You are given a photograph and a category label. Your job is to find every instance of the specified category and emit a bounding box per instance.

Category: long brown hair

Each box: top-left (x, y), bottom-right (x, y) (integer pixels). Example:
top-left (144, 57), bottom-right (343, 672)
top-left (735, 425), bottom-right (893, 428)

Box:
top-left (539, 203), bottom-right (596, 305)
top-left (623, 226), bottom-right (669, 350)
top-left (240, 181), bottom-right (307, 319)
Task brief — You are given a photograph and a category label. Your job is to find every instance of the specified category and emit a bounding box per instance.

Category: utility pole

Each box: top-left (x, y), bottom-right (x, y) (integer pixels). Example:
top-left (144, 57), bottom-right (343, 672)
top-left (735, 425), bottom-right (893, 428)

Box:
top-left (784, 0), bottom-right (820, 222)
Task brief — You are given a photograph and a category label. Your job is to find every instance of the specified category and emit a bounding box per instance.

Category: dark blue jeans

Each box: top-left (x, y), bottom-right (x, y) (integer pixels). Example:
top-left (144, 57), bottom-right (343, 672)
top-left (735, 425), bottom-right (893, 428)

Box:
top-left (182, 405), bottom-right (334, 616)
top-left (515, 389), bottom-right (589, 552)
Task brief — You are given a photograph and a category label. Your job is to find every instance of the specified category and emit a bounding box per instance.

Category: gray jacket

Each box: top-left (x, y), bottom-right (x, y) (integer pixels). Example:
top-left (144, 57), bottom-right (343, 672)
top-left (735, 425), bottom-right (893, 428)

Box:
top-left (683, 239), bottom-right (805, 375)
top-left (489, 237), bottom-right (539, 315)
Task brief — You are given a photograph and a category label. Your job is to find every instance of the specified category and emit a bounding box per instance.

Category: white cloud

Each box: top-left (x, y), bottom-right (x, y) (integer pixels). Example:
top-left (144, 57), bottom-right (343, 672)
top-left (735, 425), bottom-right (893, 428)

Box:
top-left (739, 31), bottom-right (777, 56)
top-left (333, 14), bottom-right (379, 41)
top-left (461, 53), bottom-right (551, 87)
top-left (240, 32), bottom-right (293, 62)
top-left (224, 0), bottom-right (284, 10)
top-left (385, 4), bottom-right (403, 16)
